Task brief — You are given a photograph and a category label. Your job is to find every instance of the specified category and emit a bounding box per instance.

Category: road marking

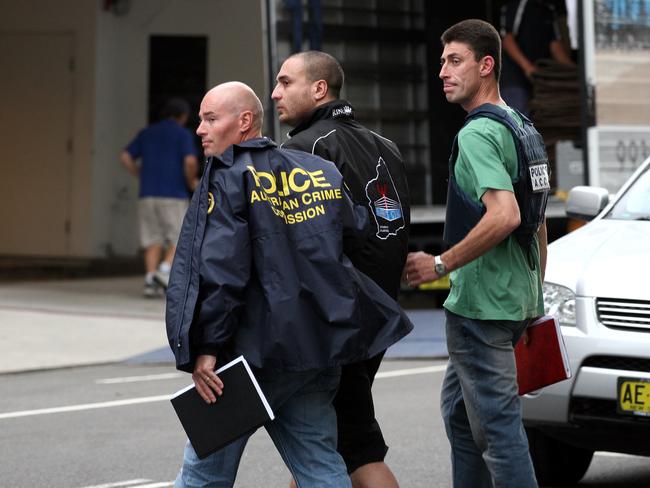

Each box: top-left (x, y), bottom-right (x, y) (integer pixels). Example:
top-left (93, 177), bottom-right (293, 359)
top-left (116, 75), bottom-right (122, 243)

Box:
top-left (77, 481), bottom-right (174, 488)
top-left (96, 372), bottom-right (183, 384)
top-left (1, 364), bottom-right (446, 420)
top-left (0, 304), bottom-right (162, 321)
top-left (131, 483), bottom-right (174, 488)
top-left (376, 364), bottom-right (447, 379)
top-left (96, 366), bottom-right (447, 385)
top-left (78, 480), bottom-right (151, 488)
top-left (595, 451), bottom-right (648, 459)
top-left (0, 395), bottom-right (170, 420)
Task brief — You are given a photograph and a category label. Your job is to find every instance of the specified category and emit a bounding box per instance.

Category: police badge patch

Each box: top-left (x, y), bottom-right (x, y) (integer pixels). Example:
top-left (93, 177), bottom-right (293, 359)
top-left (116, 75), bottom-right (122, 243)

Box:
top-left (365, 157), bottom-right (405, 240)
top-left (207, 192), bottom-right (215, 214)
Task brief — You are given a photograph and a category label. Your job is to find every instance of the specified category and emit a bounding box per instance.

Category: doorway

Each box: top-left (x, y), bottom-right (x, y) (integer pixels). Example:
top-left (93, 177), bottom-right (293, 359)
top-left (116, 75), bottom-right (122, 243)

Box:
top-left (148, 35), bottom-right (207, 152)
top-left (0, 32), bottom-right (74, 256)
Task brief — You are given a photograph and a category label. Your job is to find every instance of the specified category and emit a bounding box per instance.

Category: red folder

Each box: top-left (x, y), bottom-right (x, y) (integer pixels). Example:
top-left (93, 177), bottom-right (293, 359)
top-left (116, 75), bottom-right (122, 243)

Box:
top-left (515, 315), bottom-right (572, 395)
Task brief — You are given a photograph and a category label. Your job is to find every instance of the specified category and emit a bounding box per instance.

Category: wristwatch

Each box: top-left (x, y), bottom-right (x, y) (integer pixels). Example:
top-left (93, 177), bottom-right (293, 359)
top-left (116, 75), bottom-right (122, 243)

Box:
top-left (434, 255), bottom-right (447, 277)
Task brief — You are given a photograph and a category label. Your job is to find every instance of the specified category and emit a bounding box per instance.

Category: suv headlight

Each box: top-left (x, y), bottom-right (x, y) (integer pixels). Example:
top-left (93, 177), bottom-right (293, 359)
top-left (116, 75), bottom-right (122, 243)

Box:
top-left (543, 282), bottom-right (576, 326)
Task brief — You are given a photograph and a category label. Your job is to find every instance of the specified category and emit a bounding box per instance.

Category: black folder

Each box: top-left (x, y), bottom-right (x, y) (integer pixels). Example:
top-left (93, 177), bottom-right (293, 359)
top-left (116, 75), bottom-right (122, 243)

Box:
top-left (170, 356), bottom-right (274, 459)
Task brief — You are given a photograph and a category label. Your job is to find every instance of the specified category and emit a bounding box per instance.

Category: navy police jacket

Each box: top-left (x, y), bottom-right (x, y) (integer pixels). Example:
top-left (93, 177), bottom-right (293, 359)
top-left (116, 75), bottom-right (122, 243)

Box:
top-left (165, 137), bottom-right (413, 373)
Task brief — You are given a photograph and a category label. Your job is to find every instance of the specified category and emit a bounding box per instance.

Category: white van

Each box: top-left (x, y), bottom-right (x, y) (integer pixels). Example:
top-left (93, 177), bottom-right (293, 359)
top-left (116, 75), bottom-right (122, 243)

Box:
top-left (522, 157), bottom-right (650, 486)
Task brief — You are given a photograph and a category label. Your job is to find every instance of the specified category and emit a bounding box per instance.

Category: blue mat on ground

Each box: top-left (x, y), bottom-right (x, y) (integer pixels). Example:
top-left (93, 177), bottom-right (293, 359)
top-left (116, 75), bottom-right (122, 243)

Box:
top-left (385, 309), bottom-right (448, 359)
top-left (126, 346), bottom-right (175, 364)
top-left (127, 309), bottom-right (448, 365)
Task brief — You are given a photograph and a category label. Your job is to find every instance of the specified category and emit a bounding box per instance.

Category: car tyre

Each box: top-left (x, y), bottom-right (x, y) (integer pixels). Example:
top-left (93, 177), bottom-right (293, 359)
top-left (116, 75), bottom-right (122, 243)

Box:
top-left (526, 427), bottom-right (594, 486)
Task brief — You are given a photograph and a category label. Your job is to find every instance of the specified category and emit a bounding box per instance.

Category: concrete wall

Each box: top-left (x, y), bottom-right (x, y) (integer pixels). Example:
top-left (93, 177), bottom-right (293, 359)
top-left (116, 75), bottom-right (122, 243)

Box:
top-left (1, 0), bottom-right (267, 258)
top-left (94, 0), bottom-right (267, 257)
top-left (0, 0), bottom-right (97, 257)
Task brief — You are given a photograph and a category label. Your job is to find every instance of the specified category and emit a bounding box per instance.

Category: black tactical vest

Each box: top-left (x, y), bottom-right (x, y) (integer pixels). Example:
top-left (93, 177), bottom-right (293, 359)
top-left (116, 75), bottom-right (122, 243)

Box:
top-left (443, 103), bottom-right (550, 248)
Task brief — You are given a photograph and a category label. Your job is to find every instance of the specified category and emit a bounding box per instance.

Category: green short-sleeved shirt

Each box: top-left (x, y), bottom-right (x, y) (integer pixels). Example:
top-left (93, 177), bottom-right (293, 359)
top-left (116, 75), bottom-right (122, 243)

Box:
top-left (443, 106), bottom-right (544, 321)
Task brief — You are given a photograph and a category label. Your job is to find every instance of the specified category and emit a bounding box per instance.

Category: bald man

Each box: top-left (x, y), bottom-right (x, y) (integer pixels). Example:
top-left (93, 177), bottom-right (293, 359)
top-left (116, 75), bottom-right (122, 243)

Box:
top-left (166, 82), bottom-right (413, 487)
top-left (195, 82), bottom-right (264, 158)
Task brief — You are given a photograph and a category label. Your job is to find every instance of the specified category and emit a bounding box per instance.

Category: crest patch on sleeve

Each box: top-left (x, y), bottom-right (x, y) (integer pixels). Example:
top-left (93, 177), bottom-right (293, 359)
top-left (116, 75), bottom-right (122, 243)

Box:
top-left (207, 192), bottom-right (215, 214)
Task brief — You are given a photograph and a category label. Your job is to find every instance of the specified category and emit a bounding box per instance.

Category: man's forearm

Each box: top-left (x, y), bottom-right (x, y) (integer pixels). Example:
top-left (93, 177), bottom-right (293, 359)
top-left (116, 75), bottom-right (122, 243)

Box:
top-left (502, 33), bottom-right (536, 77)
top-left (184, 155), bottom-right (199, 191)
top-left (119, 151), bottom-right (139, 177)
top-left (550, 40), bottom-right (574, 66)
top-left (404, 190), bottom-right (521, 287)
top-left (442, 204), bottom-right (519, 273)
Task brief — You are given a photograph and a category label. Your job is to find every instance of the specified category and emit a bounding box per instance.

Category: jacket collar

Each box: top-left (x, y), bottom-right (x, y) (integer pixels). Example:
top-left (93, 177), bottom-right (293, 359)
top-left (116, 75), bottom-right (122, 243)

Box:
top-left (213, 137), bottom-right (277, 167)
top-left (288, 100), bottom-right (355, 138)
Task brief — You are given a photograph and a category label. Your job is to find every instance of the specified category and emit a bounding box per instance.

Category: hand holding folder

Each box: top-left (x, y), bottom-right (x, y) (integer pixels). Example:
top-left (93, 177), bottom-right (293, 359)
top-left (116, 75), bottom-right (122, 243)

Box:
top-left (515, 315), bottom-right (572, 395)
top-left (171, 356), bottom-right (274, 459)
top-left (193, 354), bottom-right (224, 404)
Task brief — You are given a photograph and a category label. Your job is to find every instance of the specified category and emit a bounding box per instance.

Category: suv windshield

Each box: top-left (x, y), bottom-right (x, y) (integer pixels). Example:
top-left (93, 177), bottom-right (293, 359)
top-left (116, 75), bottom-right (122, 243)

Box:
top-left (605, 164), bottom-right (650, 221)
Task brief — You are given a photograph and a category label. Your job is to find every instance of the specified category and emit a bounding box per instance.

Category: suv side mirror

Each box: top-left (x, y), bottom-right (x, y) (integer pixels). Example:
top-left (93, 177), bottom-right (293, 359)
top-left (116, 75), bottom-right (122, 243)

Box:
top-left (566, 186), bottom-right (610, 221)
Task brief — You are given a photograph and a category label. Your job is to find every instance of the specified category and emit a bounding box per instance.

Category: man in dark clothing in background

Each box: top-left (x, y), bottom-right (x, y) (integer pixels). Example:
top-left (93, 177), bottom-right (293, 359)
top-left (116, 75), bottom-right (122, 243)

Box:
top-left (500, 0), bottom-right (574, 115)
top-left (272, 50), bottom-right (410, 488)
top-left (120, 98), bottom-right (199, 297)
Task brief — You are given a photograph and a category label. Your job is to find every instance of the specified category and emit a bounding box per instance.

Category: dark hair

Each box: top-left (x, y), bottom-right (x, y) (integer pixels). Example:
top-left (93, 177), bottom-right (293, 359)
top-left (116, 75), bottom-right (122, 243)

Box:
top-left (162, 98), bottom-right (191, 118)
top-left (291, 51), bottom-right (345, 98)
top-left (441, 19), bottom-right (501, 82)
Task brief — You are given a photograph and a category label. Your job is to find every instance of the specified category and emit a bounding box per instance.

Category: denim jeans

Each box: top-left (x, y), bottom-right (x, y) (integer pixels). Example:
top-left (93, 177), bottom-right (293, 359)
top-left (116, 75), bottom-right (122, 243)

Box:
top-left (175, 366), bottom-right (352, 488)
top-left (440, 310), bottom-right (537, 488)
top-left (284, 0), bottom-right (323, 53)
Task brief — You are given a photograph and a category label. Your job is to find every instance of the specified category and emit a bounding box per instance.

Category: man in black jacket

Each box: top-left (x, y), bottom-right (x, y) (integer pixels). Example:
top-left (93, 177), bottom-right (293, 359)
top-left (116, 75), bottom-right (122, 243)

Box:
top-left (272, 51), bottom-right (410, 488)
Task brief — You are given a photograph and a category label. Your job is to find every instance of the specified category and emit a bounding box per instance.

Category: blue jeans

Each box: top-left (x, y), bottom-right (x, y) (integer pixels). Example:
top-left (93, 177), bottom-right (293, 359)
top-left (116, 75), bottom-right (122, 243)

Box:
top-left (284, 0), bottom-right (323, 53)
top-left (175, 366), bottom-right (352, 488)
top-left (440, 310), bottom-right (537, 488)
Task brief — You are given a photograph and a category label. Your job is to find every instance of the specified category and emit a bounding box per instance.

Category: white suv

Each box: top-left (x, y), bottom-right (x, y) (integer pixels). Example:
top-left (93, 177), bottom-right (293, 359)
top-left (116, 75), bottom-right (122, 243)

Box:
top-left (523, 157), bottom-right (650, 485)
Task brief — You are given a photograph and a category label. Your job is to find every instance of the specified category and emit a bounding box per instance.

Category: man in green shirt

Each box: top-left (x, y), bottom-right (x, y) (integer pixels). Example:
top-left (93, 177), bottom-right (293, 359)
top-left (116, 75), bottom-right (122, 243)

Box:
top-left (404, 19), bottom-right (547, 487)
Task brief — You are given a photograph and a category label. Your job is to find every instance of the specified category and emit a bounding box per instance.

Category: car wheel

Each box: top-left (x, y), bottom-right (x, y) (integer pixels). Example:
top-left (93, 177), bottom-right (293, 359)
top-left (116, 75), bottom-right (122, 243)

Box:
top-left (526, 427), bottom-right (594, 486)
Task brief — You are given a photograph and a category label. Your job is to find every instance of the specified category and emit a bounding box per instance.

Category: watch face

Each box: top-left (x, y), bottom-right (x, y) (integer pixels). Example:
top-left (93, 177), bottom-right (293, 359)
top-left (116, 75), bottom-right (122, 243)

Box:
top-left (435, 257), bottom-right (446, 275)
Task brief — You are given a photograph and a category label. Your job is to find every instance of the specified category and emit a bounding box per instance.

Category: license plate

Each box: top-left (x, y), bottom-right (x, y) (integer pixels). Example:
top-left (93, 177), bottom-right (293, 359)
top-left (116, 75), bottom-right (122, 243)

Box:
top-left (529, 164), bottom-right (550, 192)
top-left (617, 377), bottom-right (650, 417)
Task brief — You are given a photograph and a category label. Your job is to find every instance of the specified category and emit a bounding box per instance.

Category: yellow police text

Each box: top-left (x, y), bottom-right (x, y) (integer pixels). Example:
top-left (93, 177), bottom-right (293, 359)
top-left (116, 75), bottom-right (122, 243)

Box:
top-left (247, 165), bottom-right (332, 196)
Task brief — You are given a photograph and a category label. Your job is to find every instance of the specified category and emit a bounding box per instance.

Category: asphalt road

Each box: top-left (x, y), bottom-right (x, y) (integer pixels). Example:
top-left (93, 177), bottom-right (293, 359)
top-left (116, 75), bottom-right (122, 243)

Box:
top-left (1, 359), bottom-right (649, 488)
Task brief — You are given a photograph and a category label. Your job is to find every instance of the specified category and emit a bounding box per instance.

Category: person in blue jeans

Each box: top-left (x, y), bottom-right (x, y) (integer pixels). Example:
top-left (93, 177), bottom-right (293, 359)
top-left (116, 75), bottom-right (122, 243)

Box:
top-left (166, 82), bottom-right (412, 487)
top-left (177, 367), bottom-right (347, 487)
top-left (404, 19), bottom-right (548, 487)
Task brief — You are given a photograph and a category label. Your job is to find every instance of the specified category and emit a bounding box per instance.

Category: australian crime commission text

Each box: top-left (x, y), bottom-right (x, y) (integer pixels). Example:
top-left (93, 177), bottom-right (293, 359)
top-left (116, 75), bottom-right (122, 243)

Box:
top-left (247, 165), bottom-right (343, 224)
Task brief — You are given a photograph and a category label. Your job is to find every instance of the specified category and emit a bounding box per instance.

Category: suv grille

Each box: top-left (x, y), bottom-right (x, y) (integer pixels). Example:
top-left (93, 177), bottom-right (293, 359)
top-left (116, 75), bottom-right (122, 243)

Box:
top-left (596, 297), bottom-right (650, 332)
top-left (571, 397), bottom-right (617, 419)
top-left (571, 397), bottom-right (650, 424)
top-left (582, 355), bottom-right (650, 373)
